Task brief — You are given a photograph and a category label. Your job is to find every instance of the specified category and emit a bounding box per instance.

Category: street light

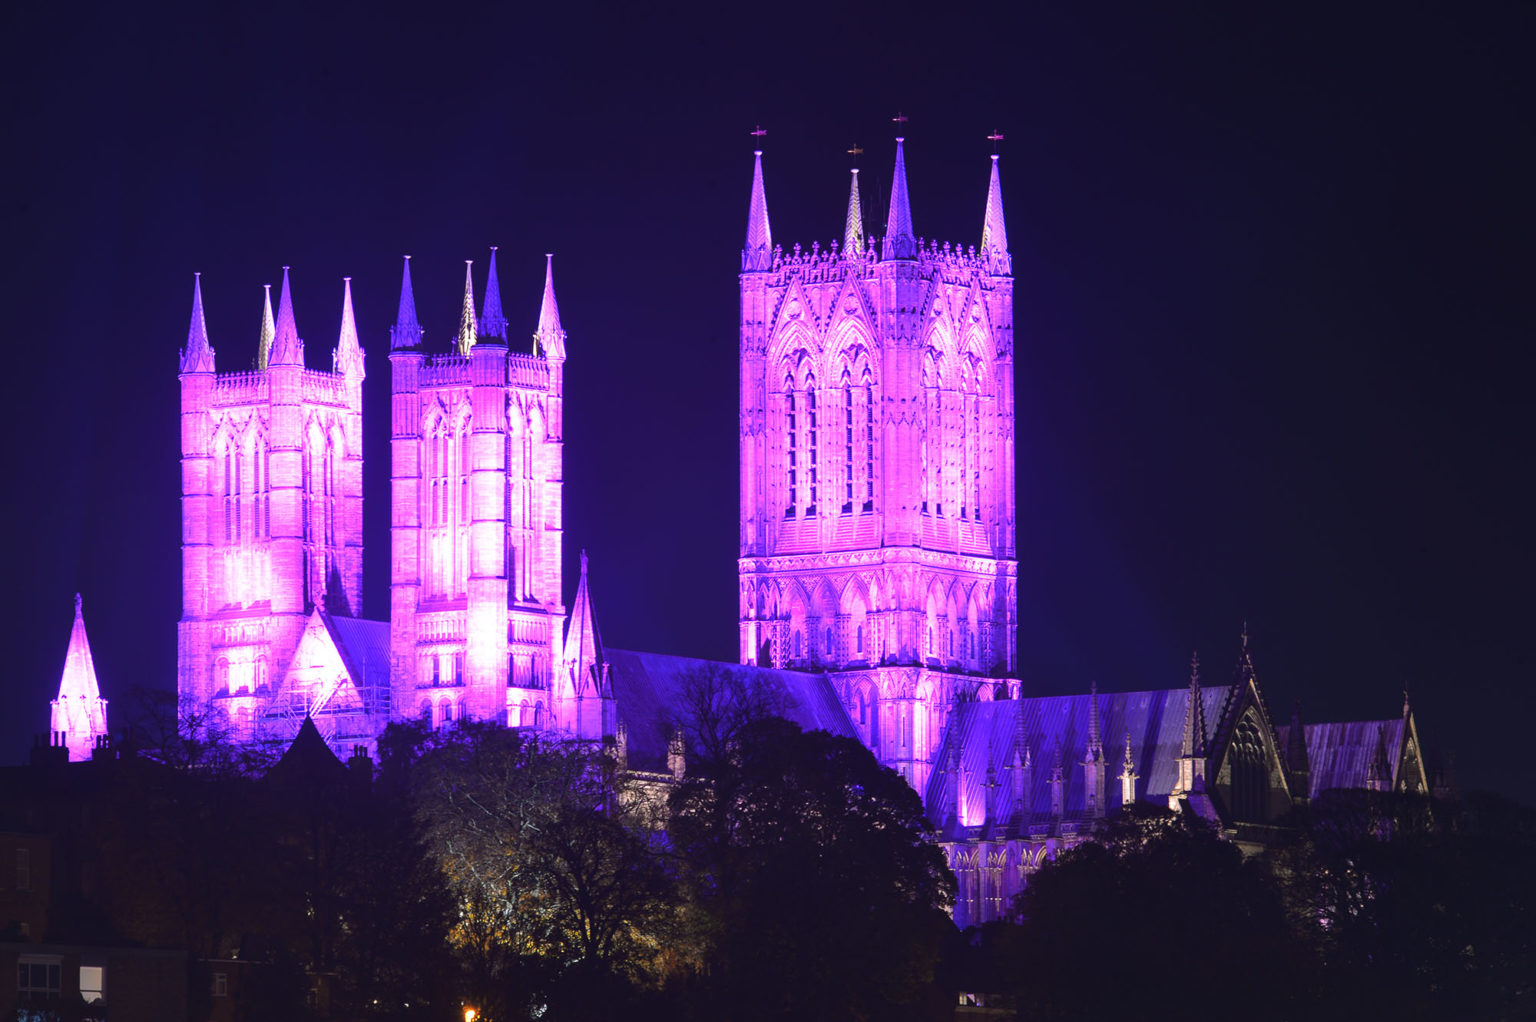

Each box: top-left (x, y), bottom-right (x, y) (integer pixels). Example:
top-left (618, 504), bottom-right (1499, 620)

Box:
top-left (464, 1009), bottom-right (477, 1022)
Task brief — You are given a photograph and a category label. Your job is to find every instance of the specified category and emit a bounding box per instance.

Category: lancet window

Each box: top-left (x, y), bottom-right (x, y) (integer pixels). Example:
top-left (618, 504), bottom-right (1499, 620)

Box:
top-left (783, 378), bottom-right (797, 517)
top-left (425, 412), bottom-right (470, 599)
top-left (843, 381), bottom-right (854, 513)
top-left (863, 374), bottom-right (876, 512)
top-left (805, 379), bottom-right (818, 515)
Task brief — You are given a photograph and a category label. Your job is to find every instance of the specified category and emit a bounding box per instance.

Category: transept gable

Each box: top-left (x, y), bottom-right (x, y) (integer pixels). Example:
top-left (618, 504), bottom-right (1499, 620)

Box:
top-left (275, 610), bottom-right (368, 718)
top-left (1207, 668), bottom-right (1294, 810)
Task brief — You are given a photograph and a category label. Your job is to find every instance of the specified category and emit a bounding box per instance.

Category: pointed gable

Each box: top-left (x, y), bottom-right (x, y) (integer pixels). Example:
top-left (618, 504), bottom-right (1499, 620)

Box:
top-left (51, 593), bottom-right (109, 762)
top-left (275, 610), bottom-right (382, 721)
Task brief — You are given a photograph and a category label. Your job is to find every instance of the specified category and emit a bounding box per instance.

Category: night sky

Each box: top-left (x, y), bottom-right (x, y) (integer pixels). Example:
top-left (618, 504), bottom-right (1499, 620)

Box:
top-left (5, 3), bottom-right (1531, 801)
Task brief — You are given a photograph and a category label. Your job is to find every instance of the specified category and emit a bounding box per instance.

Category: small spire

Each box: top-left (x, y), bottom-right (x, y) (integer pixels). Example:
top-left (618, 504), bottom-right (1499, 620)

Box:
top-left (982, 154), bottom-right (1011, 275)
top-left (52, 592), bottom-right (108, 762)
top-left (479, 247), bottom-right (509, 342)
top-left (268, 267), bottom-right (303, 366)
top-left (179, 273), bottom-right (215, 374)
top-left (1087, 681), bottom-right (1102, 752)
top-left (390, 256), bottom-right (423, 351)
top-left (882, 137), bottom-right (916, 260)
top-left (535, 254), bottom-right (567, 360)
top-left (334, 277), bottom-right (364, 377)
top-left (742, 149), bottom-right (773, 272)
top-left (842, 168), bottom-right (864, 258)
top-left (1123, 732), bottom-right (1135, 770)
top-left (455, 261), bottom-right (477, 356)
top-left (1181, 651), bottom-right (1207, 758)
top-left (562, 549), bottom-right (604, 693)
top-left (256, 284), bottom-right (275, 371)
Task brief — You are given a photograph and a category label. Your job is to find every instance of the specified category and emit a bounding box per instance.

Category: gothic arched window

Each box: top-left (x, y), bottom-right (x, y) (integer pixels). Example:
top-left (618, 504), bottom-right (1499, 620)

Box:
top-left (1230, 718), bottom-right (1267, 822)
top-left (784, 378), bottom-right (797, 517)
top-left (863, 373), bottom-right (876, 512)
top-left (842, 381), bottom-right (854, 514)
top-left (805, 379), bottom-right (819, 515)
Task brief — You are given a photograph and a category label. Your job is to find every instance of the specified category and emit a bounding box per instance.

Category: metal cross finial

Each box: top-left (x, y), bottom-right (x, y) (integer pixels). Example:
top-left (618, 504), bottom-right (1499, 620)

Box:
top-left (987, 129), bottom-right (1005, 153)
top-left (847, 143), bottom-right (863, 156)
top-left (750, 125), bottom-right (767, 139)
top-left (892, 112), bottom-right (909, 126)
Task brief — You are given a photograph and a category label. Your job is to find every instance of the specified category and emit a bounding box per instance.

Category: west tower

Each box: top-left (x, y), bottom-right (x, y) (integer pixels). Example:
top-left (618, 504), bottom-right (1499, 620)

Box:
top-left (738, 142), bottom-right (1018, 792)
top-left (177, 270), bottom-right (366, 736)
top-left (387, 252), bottom-right (574, 731)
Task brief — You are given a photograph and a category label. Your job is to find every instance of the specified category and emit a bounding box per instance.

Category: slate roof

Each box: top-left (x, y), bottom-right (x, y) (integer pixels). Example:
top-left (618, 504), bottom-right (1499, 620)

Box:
top-left (605, 648), bottom-right (855, 772)
top-left (925, 686), bottom-right (1232, 829)
top-left (327, 616), bottom-right (391, 705)
top-left (1275, 719), bottom-right (1403, 798)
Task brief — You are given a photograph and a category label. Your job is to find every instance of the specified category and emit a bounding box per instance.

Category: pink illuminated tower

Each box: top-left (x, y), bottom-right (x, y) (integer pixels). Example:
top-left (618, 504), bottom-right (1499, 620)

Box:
top-left (177, 270), bottom-right (366, 738)
top-left (738, 141), bottom-right (1018, 792)
top-left (51, 594), bottom-right (109, 761)
top-left (388, 251), bottom-right (598, 734)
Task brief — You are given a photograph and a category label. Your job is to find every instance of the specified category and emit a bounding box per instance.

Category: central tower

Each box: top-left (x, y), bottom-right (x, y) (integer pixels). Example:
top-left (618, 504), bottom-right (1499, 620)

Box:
top-left (738, 140), bottom-right (1018, 792)
top-left (388, 252), bottom-right (568, 729)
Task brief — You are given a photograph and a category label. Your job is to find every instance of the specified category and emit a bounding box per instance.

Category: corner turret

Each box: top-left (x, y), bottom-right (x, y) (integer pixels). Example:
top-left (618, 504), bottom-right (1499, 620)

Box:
top-left (51, 594), bottom-right (108, 762)
top-left (455, 260), bottom-right (477, 356)
top-left (334, 276), bottom-right (365, 379)
top-left (479, 246), bottom-right (509, 342)
top-left (179, 273), bottom-right (215, 374)
top-left (742, 150), bottom-right (773, 272)
top-left (268, 267), bottom-right (304, 367)
top-left (390, 256), bottom-right (424, 350)
top-left (982, 154), bottom-right (1011, 275)
top-left (882, 137), bottom-right (916, 260)
top-left (534, 254), bottom-right (566, 360)
top-left (257, 283), bottom-right (275, 371)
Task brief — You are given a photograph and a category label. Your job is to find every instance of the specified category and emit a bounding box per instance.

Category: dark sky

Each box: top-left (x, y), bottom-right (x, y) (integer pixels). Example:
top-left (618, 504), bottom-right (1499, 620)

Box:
top-left (5, 2), bottom-right (1531, 801)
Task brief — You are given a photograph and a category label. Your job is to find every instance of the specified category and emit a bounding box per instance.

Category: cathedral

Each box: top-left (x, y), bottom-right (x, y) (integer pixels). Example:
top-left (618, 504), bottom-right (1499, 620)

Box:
top-left (44, 138), bottom-right (1429, 928)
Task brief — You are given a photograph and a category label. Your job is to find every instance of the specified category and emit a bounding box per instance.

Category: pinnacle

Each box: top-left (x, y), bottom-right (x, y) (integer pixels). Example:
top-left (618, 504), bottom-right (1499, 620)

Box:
top-left (842, 168), bottom-right (864, 258)
top-left (535, 254), bottom-right (566, 360)
top-left (257, 284), bottom-right (275, 371)
top-left (982, 153), bottom-right (1011, 275)
top-left (742, 150), bottom-right (773, 272)
top-left (479, 246), bottom-right (509, 342)
top-left (882, 137), bottom-right (916, 260)
top-left (335, 276), bottom-right (364, 377)
top-left (455, 260), bottom-right (477, 356)
top-left (390, 256), bottom-right (423, 351)
top-left (269, 266), bottom-right (303, 366)
top-left (180, 273), bottom-right (215, 374)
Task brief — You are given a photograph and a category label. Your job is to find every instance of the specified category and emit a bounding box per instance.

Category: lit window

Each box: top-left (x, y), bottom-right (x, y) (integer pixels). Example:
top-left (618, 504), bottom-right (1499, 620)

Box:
top-left (79, 965), bottom-right (104, 1004)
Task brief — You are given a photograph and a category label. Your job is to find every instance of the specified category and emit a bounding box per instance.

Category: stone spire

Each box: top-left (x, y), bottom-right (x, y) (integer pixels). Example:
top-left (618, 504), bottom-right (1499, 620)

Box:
top-left (389, 256), bottom-right (423, 351)
top-left (1172, 651), bottom-right (1209, 805)
top-left (268, 267), bottom-right (303, 367)
top-left (179, 273), bottom-right (215, 374)
top-left (455, 260), bottom-right (477, 356)
top-left (51, 594), bottom-right (108, 763)
top-left (1083, 682), bottom-right (1106, 818)
top-left (256, 284), bottom-right (275, 371)
top-left (535, 254), bottom-right (566, 360)
top-left (562, 550), bottom-right (607, 697)
top-left (334, 277), bottom-right (364, 378)
top-left (1181, 651), bottom-right (1208, 758)
top-left (982, 154), bottom-right (1011, 275)
top-left (742, 150), bottom-right (773, 272)
top-left (1087, 680), bottom-right (1102, 754)
top-left (882, 137), bottom-right (916, 260)
top-left (478, 246), bottom-right (509, 342)
top-left (842, 168), bottom-right (864, 257)
top-left (1119, 733), bottom-right (1138, 806)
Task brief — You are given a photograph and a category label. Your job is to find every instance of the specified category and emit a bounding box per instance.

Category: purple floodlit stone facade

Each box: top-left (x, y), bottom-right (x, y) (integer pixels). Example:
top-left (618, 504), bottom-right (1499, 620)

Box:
top-left (51, 594), bottom-right (109, 761)
top-left (177, 270), bottom-right (366, 742)
top-left (737, 142), bottom-right (1018, 795)
top-left (158, 143), bottom-right (1433, 931)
